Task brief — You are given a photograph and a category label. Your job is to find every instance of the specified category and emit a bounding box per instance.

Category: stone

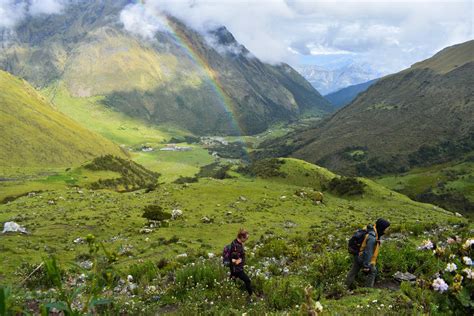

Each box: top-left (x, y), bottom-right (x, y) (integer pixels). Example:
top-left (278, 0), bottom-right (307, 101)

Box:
top-left (171, 209), bottom-right (183, 220)
top-left (393, 271), bottom-right (416, 283)
top-left (2, 221), bottom-right (28, 234)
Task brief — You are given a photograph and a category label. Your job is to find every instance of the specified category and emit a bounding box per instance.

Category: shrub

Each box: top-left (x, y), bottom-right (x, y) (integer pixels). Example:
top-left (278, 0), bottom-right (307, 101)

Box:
top-left (142, 205), bottom-right (171, 222)
top-left (262, 277), bottom-right (304, 310)
top-left (175, 262), bottom-right (227, 292)
top-left (128, 261), bottom-right (158, 285)
top-left (238, 158), bottom-right (286, 178)
top-left (326, 177), bottom-right (365, 196)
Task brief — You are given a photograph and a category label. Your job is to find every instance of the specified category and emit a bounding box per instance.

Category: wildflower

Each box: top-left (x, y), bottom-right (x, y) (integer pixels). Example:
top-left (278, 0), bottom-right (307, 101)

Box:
top-left (447, 237), bottom-right (456, 244)
top-left (463, 268), bottom-right (474, 279)
top-left (434, 247), bottom-right (445, 257)
top-left (417, 240), bottom-right (434, 250)
top-left (315, 301), bottom-right (323, 313)
top-left (463, 238), bottom-right (474, 250)
top-left (445, 263), bottom-right (457, 272)
top-left (432, 278), bottom-right (448, 293)
top-left (462, 256), bottom-right (472, 266)
top-left (372, 299), bottom-right (378, 303)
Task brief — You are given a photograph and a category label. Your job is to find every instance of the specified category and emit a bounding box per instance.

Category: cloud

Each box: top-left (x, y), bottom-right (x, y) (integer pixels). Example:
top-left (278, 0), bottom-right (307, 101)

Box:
top-left (120, 4), bottom-right (169, 39)
top-left (119, 0), bottom-right (472, 73)
top-left (0, 0), bottom-right (65, 29)
top-left (0, 0), bottom-right (27, 28)
top-left (29, 0), bottom-right (64, 15)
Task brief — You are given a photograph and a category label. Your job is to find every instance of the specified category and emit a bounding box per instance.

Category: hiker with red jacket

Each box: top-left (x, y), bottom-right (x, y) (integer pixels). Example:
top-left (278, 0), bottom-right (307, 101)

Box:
top-left (229, 228), bottom-right (253, 297)
top-left (346, 218), bottom-right (391, 288)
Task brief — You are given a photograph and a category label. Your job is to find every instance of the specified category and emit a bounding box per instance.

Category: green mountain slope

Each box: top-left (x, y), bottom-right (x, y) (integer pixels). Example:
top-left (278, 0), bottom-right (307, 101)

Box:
top-left (0, 70), bottom-right (124, 167)
top-left (261, 40), bottom-right (473, 175)
top-left (325, 78), bottom-right (378, 109)
top-left (0, 1), bottom-right (330, 135)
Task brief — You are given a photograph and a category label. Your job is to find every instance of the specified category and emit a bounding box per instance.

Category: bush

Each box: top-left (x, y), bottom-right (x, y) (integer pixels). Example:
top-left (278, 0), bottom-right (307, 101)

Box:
top-left (175, 262), bottom-right (227, 292)
top-left (238, 158), bottom-right (286, 178)
top-left (307, 251), bottom-right (349, 298)
top-left (262, 277), bottom-right (304, 310)
top-left (128, 261), bottom-right (158, 285)
top-left (142, 205), bottom-right (171, 222)
top-left (326, 177), bottom-right (365, 196)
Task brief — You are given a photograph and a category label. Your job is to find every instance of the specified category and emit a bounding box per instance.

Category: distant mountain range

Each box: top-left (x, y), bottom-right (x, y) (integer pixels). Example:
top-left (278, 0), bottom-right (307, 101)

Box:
top-left (294, 62), bottom-right (383, 95)
top-left (325, 79), bottom-right (379, 109)
top-left (260, 40), bottom-right (474, 176)
top-left (0, 0), bottom-right (330, 136)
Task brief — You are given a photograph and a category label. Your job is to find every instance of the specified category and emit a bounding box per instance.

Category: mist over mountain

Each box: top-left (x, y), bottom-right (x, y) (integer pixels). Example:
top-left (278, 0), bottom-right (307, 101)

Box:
top-left (0, 0), bottom-right (330, 136)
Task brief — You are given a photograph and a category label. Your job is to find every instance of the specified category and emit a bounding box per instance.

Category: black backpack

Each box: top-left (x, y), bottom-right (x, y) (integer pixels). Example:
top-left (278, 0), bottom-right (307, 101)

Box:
top-left (348, 228), bottom-right (368, 255)
top-left (222, 244), bottom-right (232, 267)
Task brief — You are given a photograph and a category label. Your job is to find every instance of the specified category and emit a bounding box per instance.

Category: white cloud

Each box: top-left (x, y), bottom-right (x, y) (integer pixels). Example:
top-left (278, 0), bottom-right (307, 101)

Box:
top-left (0, 0), bottom-right (26, 28)
top-left (120, 4), bottom-right (169, 40)
top-left (121, 0), bottom-right (472, 73)
top-left (0, 0), bottom-right (65, 29)
top-left (29, 0), bottom-right (64, 15)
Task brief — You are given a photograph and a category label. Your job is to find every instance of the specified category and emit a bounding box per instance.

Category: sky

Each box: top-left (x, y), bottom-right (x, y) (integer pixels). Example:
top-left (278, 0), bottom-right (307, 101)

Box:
top-left (1, 0), bottom-right (472, 75)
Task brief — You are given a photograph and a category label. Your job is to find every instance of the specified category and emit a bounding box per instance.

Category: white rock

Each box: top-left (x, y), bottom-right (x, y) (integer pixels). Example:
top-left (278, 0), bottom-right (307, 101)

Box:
top-left (176, 253), bottom-right (188, 258)
top-left (2, 222), bottom-right (28, 234)
top-left (171, 209), bottom-right (183, 220)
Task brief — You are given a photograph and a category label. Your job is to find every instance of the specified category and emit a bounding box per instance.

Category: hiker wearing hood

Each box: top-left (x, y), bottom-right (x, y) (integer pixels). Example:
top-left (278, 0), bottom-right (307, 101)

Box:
top-left (346, 218), bottom-right (391, 288)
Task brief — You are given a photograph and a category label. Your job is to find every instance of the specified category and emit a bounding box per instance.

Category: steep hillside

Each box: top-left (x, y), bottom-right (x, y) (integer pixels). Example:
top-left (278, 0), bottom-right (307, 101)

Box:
top-left (325, 79), bottom-right (378, 109)
top-left (0, 70), bottom-right (124, 167)
top-left (0, 0), bottom-right (330, 135)
top-left (263, 40), bottom-right (473, 175)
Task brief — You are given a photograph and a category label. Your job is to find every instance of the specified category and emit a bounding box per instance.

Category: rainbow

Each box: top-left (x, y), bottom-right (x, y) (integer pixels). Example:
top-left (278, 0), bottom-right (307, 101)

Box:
top-left (130, 0), bottom-right (247, 141)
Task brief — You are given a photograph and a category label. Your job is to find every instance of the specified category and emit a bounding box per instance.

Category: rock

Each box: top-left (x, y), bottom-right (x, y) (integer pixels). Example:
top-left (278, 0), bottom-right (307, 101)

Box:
top-left (226, 211), bottom-right (233, 216)
top-left (48, 200), bottom-right (55, 205)
top-left (208, 252), bottom-right (215, 259)
top-left (455, 212), bottom-right (463, 217)
top-left (201, 216), bottom-right (213, 224)
top-left (73, 237), bottom-right (84, 244)
top-left (176, 253), bottom-right (188, 258)
top-left (283, 220), bottom-right (297, 228)
top-left (280, 196), bottom-right (287, 200)
top-left (171, 209), bottom-right (183, 220)
top-left (239, 196), bottom-right (247, 202)
top-left (28, 192), bottom-right (36, 198)
top-left (393, 271), bottom-right (416, 283)
top-left (140, 228), bottom-right (153, 234)
top-left (2, 221), bottom-right (28, 234)
top-left (79, 260), bottom-right (93, 270)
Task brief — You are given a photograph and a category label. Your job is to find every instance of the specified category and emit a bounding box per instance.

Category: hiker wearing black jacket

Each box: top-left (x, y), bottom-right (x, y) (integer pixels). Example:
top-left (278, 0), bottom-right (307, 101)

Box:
top-left (230, 228), bottom-right (253, 296)
top-left (346, 218), bottom-right (391, 288)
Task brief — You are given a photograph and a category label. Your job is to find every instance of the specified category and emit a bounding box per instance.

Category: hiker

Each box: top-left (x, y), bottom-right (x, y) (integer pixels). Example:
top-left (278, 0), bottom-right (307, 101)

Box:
top-left (229, 228), bottom-right (253, 297)
top-left (346, 218), bottom-right (391, 289)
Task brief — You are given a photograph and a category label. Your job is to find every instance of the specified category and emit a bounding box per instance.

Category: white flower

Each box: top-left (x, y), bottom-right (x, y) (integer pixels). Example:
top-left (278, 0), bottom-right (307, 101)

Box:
top-left (417, 240), bottom-right (434, 250)
top-left (445, 263), bottom-right (457, 272)
top-left (372, 299), bottom-right (378, 303)
top-left (463, 268), bottom-right (474, 279)
top-left (432, 277), bottom-right (448, 293)
top-left (463, 238), bottom-right (474, 249)
top-left (207, 252), bottom-right (215, 259)
top-left (462, 256), bottom-right (472, 266)
top-left (315, 301), bottom-right (323, 313)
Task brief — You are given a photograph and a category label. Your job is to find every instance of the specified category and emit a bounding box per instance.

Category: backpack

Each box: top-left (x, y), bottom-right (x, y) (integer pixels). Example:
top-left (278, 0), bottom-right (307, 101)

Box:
top-left (222, 244), bottom-right (232, 267)
top-left (348, 229), bottom-right (368, 255)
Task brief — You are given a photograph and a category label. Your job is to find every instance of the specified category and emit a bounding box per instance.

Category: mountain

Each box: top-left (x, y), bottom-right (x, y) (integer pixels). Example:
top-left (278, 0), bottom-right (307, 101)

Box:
top-left (325, 79), bottom-right (378, 109)
top-left (0, 0), bottom-right (331, 136)
top-left (0, 70), bottom-right (124, 167)
top-left (294, 62), bottom-right (382, 95)
top-left (260, 40), bottom-right (474, 176)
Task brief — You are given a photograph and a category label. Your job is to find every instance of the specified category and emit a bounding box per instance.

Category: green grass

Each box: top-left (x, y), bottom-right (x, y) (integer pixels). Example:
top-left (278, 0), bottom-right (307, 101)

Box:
top-left (0, 71), bottom-right (124, 168)
top-left (376, 161), bottom-right (474, 201)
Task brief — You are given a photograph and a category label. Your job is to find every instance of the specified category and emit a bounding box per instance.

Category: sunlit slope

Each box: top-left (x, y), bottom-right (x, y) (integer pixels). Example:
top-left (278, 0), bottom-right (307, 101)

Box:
top-left (0, 70), bottom-right (124, 167)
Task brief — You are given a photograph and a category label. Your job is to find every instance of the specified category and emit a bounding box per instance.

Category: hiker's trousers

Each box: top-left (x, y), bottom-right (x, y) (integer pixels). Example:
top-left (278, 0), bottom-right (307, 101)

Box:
top-left (346, 255), bottom-right (377, 288)
top-left (231, 270), bottom-right (253, 295)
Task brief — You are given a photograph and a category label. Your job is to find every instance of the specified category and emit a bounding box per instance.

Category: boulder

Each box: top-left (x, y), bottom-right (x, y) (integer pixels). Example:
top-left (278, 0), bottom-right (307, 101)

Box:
top-left (171, 209), bottom-right (183, 220)
top-left (2, 221), bottom-right (28, 234)
top-left (393, 271), bottom-right (416, 283)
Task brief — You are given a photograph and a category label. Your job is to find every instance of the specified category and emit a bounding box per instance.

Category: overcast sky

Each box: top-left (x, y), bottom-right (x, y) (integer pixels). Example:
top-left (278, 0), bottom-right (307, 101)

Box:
top-left (1, 0), bottom-right (472, 74)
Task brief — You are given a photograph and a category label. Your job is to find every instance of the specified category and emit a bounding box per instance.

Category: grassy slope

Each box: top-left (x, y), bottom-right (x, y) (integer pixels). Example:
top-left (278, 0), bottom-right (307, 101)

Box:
top-left (0, 70), bottom-right (124, 168)
top-left (0, 158), bottom-right (458, 281)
